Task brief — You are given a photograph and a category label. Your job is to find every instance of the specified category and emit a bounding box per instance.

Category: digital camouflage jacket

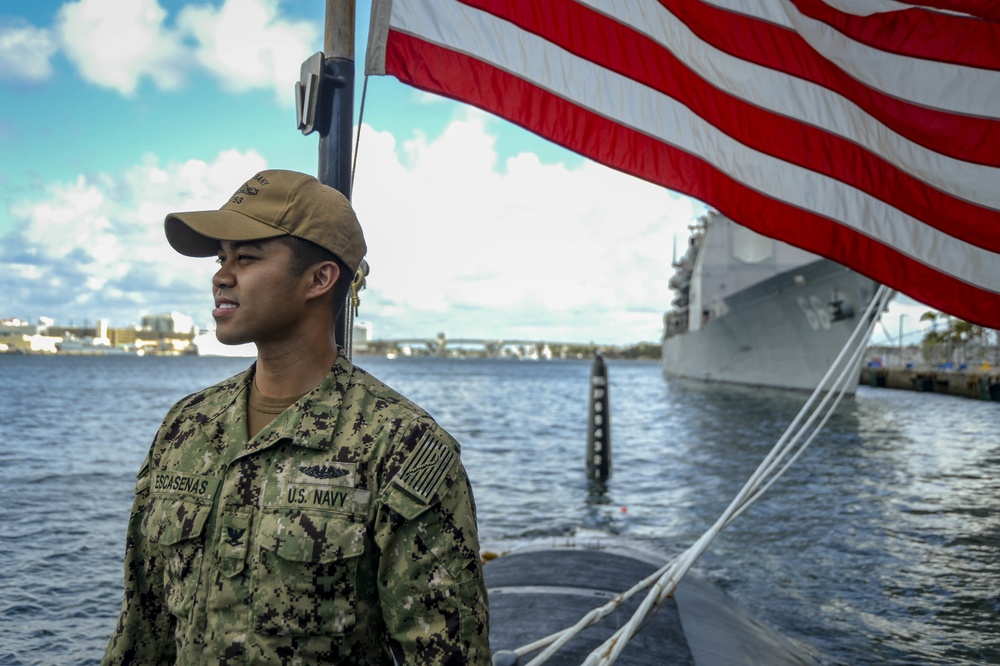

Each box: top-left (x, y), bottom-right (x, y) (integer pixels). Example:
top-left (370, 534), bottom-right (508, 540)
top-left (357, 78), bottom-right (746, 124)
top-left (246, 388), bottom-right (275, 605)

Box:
top-left (102, 355), bottom-right (491, 665)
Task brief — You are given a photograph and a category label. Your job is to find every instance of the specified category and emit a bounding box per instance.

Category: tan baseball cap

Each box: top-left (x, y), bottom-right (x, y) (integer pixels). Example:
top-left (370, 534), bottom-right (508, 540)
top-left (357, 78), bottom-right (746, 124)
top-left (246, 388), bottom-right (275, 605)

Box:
top-left (164, 170), bottom-right (367, 273)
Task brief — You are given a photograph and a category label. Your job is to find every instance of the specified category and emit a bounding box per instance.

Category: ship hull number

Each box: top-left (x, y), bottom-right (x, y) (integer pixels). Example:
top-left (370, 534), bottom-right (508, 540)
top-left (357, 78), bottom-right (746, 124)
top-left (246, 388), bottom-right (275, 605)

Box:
top-left (798, 295), bottom-right (832, 331)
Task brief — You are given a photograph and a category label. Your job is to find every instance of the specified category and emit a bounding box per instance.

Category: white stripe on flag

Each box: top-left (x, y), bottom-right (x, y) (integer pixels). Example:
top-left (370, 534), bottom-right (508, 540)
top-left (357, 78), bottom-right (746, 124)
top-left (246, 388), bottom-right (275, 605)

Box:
top-left (703, 0), bottom-right (1000, 116)
top-left (578, 0), bottom-right (999, 210)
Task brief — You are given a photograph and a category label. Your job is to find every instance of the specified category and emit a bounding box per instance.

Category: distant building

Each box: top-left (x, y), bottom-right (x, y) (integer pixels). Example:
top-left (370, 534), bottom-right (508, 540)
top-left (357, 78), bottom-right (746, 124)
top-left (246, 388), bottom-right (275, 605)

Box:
top-left (0, 317), bottom-right (44, 335)
top-left (0, 314), bottom-right (201, 355)
top-left (353, 321), bottom-right (373, 352)
top-left (142, 312), bottom-right (195, 335)
top-left (0, 333), bottom-right (60, 353)
top-left (0, 318), bottom-right (59, 352)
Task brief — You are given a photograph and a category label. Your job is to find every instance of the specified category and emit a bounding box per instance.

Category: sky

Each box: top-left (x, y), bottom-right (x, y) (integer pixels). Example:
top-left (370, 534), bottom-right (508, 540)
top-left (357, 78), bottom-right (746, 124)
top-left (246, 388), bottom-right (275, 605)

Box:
top-left (0, 0), bottom-right (932, 346)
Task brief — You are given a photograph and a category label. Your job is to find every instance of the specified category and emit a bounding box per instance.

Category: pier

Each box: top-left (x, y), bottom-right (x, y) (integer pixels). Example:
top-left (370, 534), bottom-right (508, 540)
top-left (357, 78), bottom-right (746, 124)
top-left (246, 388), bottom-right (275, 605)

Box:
top-left (860, 366), bottom-right (1000, 401)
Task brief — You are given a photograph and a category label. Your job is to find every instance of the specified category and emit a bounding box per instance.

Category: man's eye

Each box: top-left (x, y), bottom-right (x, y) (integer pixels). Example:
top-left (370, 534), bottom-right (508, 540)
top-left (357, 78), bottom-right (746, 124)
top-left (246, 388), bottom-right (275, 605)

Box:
top-left (215, 256), bottom-right (225, 265)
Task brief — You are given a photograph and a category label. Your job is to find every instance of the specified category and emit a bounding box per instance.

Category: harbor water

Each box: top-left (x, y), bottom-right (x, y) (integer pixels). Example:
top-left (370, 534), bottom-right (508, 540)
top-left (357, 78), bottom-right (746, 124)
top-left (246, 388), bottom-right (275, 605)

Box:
top-left (1, 354), bottom-right (998, 665)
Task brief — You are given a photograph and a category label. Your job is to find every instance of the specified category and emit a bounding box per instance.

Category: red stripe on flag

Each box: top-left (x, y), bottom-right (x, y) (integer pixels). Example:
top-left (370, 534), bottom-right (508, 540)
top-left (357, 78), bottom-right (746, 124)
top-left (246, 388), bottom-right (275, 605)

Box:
top-left (789, 0), bottom-right (1000, 69)
top-left (384, 32), bottom-right (1000, 328)
top-left (899, 0), bottom-right (1000, 23)
top-left (458, 0), bottom-right (1000, 253)
top-left (466, 0), bottom-right (999, 168)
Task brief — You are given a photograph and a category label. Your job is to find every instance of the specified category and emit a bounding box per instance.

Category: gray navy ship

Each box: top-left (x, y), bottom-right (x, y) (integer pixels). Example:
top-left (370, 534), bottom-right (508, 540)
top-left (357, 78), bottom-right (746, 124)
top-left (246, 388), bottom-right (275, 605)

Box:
top-left (662, 212), bottom-right (879, 393)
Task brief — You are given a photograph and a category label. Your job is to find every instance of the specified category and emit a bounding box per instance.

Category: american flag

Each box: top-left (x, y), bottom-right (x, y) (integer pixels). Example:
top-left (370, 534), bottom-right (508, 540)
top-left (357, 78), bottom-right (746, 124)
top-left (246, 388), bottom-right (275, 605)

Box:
top-left (367, 0), bottom-right (1000, 328)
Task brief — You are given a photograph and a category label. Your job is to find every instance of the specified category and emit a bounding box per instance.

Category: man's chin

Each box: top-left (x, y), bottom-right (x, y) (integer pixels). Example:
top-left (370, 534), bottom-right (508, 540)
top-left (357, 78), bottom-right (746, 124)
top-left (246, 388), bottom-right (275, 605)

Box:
top-left (214, 330), bottom-right (252, 346)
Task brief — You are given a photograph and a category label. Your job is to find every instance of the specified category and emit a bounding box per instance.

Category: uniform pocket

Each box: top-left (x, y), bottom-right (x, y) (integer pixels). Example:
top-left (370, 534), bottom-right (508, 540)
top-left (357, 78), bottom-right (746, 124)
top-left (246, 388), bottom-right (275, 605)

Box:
top-left (252, 510), bottom-right (366, 637)
top-left (144, 498), bottom-right (212, 618)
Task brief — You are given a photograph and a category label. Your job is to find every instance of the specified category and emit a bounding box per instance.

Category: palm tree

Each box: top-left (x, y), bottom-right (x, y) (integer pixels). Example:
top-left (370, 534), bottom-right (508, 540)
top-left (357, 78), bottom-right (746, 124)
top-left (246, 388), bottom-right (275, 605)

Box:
top-left (919, 310), bottom-right (991, 366)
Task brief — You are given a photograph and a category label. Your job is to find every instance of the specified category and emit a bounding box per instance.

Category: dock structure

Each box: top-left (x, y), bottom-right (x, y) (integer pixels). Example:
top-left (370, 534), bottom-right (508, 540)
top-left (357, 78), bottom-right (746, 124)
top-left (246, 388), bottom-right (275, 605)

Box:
top-left (860, 366), bottom-right (1000, 401)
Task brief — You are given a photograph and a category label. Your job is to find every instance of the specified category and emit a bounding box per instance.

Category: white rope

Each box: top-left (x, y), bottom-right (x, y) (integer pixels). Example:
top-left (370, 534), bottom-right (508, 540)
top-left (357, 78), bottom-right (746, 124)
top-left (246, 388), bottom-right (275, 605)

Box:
top-left (515, 284), bottom-right (894, 666)
top-left (586, 284), bottom-right (894, 665)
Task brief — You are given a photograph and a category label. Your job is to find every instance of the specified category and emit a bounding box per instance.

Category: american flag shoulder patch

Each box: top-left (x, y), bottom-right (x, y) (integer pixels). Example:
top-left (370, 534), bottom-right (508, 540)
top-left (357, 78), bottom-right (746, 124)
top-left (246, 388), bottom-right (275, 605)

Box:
top-left (394, 431), bottom-right (456, 504)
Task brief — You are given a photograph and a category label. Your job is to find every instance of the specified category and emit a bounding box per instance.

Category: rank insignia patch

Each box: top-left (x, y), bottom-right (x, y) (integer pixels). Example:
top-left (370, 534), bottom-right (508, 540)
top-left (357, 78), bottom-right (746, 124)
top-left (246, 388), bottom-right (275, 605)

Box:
top-left (225, 527), bottom-right (246, 547)
top-left (395, 433), bottom-right (456, 504)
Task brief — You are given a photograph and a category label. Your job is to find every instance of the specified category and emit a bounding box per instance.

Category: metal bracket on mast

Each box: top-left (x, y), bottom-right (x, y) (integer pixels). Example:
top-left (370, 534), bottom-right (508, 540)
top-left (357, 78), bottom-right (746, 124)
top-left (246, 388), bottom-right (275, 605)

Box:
top-left (295, 52), bottom-right (348, 136)
top-left (295, 49), bottom-right (355, 195)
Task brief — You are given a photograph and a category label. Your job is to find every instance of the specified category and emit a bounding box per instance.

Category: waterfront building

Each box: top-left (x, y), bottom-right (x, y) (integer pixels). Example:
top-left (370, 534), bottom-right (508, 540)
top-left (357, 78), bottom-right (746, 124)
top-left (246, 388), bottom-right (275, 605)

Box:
top-left (141, 312), bottom-right (195, 335)
top-left (353, 321), bottom-right (373, 352)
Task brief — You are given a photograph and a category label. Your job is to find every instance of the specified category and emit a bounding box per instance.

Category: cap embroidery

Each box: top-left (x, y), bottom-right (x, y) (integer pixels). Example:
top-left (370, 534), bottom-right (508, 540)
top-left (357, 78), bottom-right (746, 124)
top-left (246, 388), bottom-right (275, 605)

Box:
top-left (230, 183), bottom-right (260, 205)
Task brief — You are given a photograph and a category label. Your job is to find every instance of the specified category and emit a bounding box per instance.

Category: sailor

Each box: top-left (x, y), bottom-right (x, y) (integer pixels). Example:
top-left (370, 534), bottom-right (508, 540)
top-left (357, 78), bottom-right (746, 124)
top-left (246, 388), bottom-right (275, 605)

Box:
top-left (102, 169), bottom-right (491, 664)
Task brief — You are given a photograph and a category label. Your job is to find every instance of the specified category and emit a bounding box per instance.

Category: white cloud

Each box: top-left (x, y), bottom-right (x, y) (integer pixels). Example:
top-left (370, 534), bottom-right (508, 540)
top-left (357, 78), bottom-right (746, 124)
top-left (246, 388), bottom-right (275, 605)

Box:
top-left (177, 0), bottom-right (318, 104)
top-left (0, 22), bottom-right (59, 83)
top-left (49, 0), bottom-right (314, 102)
top-left (55, 0), bottom-right (187, 95)
top-left (351, 110), bottom-right (701, 343)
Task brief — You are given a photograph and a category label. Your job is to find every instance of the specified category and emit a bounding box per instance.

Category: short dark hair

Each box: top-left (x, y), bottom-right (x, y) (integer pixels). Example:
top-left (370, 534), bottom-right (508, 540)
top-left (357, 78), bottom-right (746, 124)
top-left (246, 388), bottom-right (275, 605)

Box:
top-left (276, 235), bottom-right (354, 315)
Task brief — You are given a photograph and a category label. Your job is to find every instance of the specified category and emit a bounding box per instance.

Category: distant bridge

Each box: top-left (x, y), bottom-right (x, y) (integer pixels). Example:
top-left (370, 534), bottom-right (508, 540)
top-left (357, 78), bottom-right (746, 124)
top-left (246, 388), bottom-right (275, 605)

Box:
top-left (359, 334), bottom-right (598, 359)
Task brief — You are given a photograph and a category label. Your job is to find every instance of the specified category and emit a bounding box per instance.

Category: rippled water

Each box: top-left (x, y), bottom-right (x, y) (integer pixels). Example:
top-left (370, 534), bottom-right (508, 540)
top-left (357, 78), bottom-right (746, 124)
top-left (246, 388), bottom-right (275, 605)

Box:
top-left (1, 355), bottom-right (998, 664)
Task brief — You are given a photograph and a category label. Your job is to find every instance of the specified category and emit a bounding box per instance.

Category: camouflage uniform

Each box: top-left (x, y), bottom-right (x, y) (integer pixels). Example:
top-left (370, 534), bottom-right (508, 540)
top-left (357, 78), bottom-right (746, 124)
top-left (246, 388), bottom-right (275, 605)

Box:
top-left (103, 355), bottom-right (491, 665)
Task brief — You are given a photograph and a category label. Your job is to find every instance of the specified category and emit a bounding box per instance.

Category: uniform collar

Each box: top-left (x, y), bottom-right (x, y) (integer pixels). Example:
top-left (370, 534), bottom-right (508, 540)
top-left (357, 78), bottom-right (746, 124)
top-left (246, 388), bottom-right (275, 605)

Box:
top-left (233, 353), bottom-right (354, 463)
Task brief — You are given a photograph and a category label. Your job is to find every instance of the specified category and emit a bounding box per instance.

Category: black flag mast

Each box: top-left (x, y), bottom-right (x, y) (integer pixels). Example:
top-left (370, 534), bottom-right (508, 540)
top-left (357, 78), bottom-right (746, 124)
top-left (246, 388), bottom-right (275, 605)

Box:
top-left (295, 0), bottom-right (356, 349)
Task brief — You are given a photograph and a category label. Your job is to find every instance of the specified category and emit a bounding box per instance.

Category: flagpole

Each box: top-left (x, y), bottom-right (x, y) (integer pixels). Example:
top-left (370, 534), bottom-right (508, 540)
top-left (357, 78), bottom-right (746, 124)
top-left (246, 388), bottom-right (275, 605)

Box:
top-left (318, 0), bottom-right (355, 196)
top-left (305, 0), bottom-right (355, 348)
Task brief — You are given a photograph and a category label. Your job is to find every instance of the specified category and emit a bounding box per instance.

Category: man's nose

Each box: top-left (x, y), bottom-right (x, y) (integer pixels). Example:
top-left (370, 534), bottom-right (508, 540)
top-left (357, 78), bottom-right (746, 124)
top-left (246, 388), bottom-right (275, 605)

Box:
top-left (213, 261), bottom-right (234, 289)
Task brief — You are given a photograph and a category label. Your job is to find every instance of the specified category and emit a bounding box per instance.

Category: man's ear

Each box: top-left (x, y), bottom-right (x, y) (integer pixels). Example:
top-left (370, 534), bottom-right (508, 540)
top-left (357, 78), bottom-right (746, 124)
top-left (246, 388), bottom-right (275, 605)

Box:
top-left (305, 261), bottom-right (340, 300)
